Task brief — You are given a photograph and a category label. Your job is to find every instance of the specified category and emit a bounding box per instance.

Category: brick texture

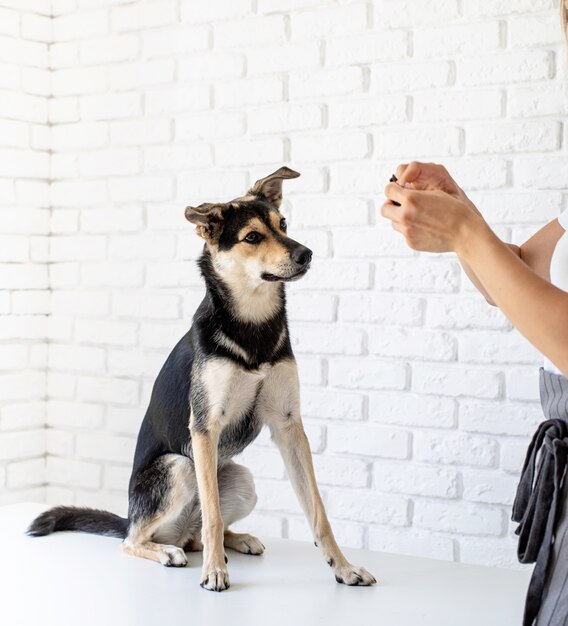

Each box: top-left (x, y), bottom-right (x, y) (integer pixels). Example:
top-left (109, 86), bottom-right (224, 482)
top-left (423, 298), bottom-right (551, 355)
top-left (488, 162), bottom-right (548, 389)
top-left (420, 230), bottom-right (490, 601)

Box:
top-left (0, 0), bottom-right (50, 507)
top-left (0, 0), bottom-right (563, 570)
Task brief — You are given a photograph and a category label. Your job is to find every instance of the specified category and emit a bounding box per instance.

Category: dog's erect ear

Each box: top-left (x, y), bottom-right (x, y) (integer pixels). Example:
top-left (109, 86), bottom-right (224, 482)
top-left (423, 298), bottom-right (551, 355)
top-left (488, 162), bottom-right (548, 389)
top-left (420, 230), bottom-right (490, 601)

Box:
top-left (184, 203), bottom-right (224, 242)
top-left (248, 166), bottom-right (300, 208)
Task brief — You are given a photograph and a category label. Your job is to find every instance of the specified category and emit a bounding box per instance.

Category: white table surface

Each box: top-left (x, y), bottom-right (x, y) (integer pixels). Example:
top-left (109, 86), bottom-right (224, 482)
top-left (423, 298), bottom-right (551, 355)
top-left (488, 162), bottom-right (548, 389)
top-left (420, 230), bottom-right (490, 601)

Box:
top-left (1, 503), bottom-right (531, 626)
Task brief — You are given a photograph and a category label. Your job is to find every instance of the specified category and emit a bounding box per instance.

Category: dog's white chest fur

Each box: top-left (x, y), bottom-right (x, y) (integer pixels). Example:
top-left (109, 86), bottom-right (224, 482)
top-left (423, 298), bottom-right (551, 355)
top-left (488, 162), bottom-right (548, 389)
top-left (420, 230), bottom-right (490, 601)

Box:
top-left (201, 357), bottom-right (301, 431)
top-left (202, 358), bottom-right (268, 427)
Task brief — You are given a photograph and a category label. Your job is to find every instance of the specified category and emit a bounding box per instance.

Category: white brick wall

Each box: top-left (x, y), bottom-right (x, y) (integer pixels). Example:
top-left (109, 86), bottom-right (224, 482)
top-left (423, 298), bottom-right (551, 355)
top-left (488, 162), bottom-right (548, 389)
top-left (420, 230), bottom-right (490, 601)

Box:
top-left (1, 0), bottom-right (566, 570)
top-left (0, 0), bottom-right (49, 506)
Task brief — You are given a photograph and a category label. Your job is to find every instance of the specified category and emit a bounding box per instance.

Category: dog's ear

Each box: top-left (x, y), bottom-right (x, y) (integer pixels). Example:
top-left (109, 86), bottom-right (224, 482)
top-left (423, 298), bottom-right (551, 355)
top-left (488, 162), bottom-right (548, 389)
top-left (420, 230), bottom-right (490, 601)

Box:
top-left (184, 203), bottom-right (224, 242)
top-left (248, 166), bottom-right (300, 208)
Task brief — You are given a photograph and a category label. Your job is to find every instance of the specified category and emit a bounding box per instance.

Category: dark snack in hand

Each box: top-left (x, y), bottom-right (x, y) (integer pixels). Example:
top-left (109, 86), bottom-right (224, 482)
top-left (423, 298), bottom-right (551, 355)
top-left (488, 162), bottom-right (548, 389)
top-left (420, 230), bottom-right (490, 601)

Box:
top-left (389, 174), bottom-right (401, 206)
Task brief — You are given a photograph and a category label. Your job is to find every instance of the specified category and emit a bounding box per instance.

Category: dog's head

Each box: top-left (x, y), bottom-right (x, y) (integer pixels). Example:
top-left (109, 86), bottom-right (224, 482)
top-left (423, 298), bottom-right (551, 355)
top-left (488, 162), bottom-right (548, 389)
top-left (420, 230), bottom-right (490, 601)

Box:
top-left (185, 167), bottom-right (312, 283)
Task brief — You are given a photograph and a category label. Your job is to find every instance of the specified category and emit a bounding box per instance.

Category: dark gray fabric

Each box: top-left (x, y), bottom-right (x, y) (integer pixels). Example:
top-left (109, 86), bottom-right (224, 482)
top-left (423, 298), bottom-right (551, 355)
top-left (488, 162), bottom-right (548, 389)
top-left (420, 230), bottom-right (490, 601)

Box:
top-left (512, 368), bottom-right (568, 626)
top-left (536, 475), bottom-right (568, 625)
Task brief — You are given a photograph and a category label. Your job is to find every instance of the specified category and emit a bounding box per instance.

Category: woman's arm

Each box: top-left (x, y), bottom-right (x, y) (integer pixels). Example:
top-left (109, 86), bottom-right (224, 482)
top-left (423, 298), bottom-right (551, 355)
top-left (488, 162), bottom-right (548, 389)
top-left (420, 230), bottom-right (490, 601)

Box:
top-left (461, 220), bottom-right (564, 306)
top-left (460, 245), bottom-right (520, 306)
top-left (458, 219), bottom-right (568, 376)
top-left (517, 219), bottom-right (565, 283)
top-left (382, 182), bottom-right (568, 377)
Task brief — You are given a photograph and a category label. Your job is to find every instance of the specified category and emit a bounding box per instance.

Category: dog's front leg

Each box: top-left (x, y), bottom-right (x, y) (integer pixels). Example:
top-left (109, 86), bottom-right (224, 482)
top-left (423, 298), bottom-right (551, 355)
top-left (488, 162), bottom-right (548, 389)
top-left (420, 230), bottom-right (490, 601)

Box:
top-left (270, 420), bottom-right (376, 586)
top-left (191, 423), bottom-right (229, 591)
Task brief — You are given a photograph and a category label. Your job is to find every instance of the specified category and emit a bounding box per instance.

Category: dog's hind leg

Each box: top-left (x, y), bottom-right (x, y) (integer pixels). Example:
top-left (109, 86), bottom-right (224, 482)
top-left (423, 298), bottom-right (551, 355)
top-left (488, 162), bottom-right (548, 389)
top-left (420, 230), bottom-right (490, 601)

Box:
top-left (218, 461), bottom-right (265, 555)
top-left (122, 454), bottom-right (196, 567)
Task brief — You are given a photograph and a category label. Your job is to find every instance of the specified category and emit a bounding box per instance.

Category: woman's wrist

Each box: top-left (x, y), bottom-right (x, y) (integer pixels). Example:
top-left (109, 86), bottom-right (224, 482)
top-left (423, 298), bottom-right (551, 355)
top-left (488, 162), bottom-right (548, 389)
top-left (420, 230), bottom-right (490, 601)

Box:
top-left (454, 212), bottom-right (498, 262)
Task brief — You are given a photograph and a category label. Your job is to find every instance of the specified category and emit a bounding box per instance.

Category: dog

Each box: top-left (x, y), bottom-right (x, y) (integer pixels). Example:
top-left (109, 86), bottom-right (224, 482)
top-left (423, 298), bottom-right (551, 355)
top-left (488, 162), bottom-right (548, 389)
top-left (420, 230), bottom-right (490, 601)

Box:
top-left (28, 166), bottom-right (376, 591)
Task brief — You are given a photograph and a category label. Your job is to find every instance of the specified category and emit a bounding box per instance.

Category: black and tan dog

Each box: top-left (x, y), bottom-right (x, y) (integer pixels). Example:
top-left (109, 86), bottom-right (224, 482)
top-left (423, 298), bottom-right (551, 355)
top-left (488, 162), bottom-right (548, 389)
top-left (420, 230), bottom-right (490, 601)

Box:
top-left (28, 167), bottom-right (376, 591)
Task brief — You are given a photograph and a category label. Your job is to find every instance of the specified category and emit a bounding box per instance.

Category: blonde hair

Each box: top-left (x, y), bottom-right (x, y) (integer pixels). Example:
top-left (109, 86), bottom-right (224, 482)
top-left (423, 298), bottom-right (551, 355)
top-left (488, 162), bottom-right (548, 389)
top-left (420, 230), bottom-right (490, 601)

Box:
top-left (563, 1), bottom-right (568, 41)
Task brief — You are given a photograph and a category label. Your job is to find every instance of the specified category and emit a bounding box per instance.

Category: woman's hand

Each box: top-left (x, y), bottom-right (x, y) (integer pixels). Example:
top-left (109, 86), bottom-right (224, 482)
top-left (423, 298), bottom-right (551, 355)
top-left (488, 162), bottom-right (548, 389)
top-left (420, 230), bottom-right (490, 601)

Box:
top-left (395, 161), bottom-right (479, 213)
top-left (381, 180), bottom-right (488, 255)
top-left (395, 161), bottom-right (459, 192)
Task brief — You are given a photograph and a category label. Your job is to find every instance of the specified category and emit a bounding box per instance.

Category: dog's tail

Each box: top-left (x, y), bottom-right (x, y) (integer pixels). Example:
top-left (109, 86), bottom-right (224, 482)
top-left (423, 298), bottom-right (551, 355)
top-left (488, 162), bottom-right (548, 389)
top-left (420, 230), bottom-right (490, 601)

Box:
top-left (27, 506), bottom-right (128, 539)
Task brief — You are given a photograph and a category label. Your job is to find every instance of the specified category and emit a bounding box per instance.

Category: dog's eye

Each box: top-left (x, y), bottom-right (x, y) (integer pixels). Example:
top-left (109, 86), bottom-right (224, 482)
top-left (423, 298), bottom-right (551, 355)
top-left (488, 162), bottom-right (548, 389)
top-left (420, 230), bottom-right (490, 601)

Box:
top-left (244, 232), bottom-right (262, 244)
top-left (280, 218), bottom-right (287, 232)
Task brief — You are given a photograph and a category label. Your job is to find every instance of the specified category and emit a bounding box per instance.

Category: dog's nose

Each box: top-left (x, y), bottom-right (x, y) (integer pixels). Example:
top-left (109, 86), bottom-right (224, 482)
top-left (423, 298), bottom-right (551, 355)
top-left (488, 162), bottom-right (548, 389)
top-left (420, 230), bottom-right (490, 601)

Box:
top-left (292, 245), bottom-right (312, 266)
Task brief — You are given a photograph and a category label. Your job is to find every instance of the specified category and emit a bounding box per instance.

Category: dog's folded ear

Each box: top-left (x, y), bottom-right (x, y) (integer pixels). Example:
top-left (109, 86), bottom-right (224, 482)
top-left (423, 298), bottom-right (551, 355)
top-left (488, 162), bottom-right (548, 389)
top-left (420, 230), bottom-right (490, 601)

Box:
top-left (184, 203), bottom-right (224, 241)
top-left (248, 166), bottom-right (300, 208)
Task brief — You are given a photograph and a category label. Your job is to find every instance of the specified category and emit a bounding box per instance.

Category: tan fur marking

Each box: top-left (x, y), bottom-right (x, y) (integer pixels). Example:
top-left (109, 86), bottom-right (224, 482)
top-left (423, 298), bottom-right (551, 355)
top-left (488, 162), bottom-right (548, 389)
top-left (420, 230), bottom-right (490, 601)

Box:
top-left (269, 211), bottom-right (284, 232)
top-left (236, 218), bottom-right (269, 241)
top-left (273, 325), bottom-right (287, 355)
top-left (191, 427), bottom-right (229, 587)
top-left (210, 249), bottom-right (283, 322)
top-left (213, 329), bottom-right (251, 363)
top-left (121, 454), bottom-right (198, 566)
top-left (261, 360), bottom-right (374, 584)
top-left (224, 529), bottom-right (264, 555)
top-left (122, 506), bottom-right (188, 567)
top-left (236, 218), bottom-right (289, 268)
top-left (271, 421), bottom-right (350, 567)
top-left (121, 539), bottom-right (186, 566)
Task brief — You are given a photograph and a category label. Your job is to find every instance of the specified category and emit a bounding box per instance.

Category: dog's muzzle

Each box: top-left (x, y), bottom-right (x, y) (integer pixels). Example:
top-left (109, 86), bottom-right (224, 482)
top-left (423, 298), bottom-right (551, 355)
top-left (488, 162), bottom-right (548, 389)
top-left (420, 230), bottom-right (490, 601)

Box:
top-left (262, 244), bottom-right (313, 282)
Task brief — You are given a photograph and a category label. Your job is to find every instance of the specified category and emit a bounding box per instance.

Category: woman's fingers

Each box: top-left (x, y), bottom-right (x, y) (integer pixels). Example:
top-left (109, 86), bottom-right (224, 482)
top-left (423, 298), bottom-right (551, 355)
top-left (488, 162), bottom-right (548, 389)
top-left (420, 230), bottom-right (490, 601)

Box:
top-left (390, 219), bottom-right (405, 234)
top-left (386, 210), bottom-right (418, 248)
top-left (384, 181), bottom-right (411, 205)
top-left (395, 163), bottom-right (409, 180)
top-left (397, 161), bottom-right (423, 186)
top-left (395, 161), bottom-right (456, 193)
top-left (380, 200), bottom-right (402, 222)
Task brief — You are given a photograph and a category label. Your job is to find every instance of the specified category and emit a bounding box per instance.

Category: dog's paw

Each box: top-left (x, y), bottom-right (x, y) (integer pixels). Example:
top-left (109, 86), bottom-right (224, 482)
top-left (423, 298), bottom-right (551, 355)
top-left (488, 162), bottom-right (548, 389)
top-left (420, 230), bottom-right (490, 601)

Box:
top-left (333, 564), bottom-right (376, 586)
top-left (200, 566), bottom-right (230, 592)
top-left (224, 531), bottom-right (265, 555)
top-left (159, 545), bottom-right (188, 568)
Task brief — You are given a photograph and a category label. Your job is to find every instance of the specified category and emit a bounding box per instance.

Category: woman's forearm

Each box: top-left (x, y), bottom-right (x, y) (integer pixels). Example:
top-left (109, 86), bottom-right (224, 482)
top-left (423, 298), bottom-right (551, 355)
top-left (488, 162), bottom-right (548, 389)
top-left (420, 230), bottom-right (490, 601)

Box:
top-left (460, 243), bottom-right (521, 306)
top-left (458, 220), bottom-right (568, 376)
